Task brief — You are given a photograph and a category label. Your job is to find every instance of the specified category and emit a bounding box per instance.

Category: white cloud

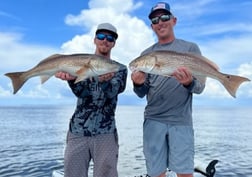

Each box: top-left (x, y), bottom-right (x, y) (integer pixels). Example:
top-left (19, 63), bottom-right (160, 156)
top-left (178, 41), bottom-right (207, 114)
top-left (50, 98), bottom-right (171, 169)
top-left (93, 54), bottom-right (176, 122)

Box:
top-left (88, 0), bottom-right (142, 13)
top-left (65, 0), bottom-right (143, 28)
top-left (238, 62), bottom-right (252, 77)
top-left (0, 85), bottom-right (11, 97)
top-left (61, 34), bottom-right (95, 54)
top-left (0, 32), bottom-right (58, 72)
top-left (237, 62), bottom-right (252, 97)
top-left (202, 78), bottom-right (231, 98)
top-left (200, 35), bottom-right (252, 69)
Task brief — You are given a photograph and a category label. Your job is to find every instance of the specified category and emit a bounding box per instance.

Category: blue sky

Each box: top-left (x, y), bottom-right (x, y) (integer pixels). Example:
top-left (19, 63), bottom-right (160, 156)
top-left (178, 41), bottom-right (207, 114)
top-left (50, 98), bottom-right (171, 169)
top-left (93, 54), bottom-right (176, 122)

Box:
top-left (0, 0), bottom-right (252, 107)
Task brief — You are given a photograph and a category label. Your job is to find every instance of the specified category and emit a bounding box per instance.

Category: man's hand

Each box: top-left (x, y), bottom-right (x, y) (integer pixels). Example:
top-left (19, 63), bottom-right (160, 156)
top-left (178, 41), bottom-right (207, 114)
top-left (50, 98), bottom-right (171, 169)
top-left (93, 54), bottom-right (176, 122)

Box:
top-left (55, 71), bottom-right (76, 81)
top-left (172, 67), bottom-right (193, 86)
top-left (131, 71), bottom-right (146, 85)
top-left (98, 72), bottom-right (115, 82)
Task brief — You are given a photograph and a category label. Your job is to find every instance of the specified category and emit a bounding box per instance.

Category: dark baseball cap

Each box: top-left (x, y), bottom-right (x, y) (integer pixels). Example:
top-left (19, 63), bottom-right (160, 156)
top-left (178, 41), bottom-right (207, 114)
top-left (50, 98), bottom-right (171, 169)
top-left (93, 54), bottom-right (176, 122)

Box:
top-left (148, 2), bottom-right (172, 19)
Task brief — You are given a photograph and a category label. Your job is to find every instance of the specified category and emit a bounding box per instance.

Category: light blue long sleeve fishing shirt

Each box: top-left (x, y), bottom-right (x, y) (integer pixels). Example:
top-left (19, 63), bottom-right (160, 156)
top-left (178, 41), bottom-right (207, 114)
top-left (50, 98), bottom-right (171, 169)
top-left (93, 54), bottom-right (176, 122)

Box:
top-left (67, 61), bottom-right (127, 136)
top-left (133, 39), bottom-right (205, 125)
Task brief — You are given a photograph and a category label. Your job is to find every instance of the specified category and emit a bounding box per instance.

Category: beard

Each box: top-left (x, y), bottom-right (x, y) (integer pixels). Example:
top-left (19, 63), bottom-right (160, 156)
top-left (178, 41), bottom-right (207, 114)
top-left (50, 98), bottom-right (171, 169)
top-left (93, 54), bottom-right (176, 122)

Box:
top-left (98, 45), bottom-right (111, 55)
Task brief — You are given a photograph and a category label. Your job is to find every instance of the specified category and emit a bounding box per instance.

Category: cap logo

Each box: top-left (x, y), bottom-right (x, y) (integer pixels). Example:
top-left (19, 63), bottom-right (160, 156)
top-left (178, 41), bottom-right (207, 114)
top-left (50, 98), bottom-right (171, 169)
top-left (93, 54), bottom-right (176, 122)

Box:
top-left (153, 3), bottom-right (166, 10)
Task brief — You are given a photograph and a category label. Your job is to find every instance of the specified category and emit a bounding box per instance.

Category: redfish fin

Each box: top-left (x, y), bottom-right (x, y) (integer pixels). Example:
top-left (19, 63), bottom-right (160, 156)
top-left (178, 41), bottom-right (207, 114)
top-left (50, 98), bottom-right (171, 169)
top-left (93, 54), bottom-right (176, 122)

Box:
top-left (40, 75), bottom-right (51, 84)
top-left (199, 55), bottom-right (220, 71)
top-left (75, 75), bottom-right (89, 83)
top-left (222, 74), bottom-right (250, 98)
top-left (5, 72), bottom-right (26, 94)
top-left (74, 65), bottom-right (90, 83)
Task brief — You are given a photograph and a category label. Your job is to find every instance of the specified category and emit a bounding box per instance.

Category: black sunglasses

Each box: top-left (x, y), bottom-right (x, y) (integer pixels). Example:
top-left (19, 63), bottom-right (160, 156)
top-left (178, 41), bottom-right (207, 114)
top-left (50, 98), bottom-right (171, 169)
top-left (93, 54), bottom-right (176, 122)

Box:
top-left (96, 33), bottom-right (115, 42)
top-left (151, 14), bottom-right (172, 24)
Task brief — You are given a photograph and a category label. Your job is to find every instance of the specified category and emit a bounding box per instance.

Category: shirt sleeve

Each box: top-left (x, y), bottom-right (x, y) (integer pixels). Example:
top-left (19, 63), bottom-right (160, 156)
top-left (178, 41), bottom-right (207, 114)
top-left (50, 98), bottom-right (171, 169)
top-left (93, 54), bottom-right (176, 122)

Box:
top-left (184, 77), bottom-right (205, 94)
top-left (133, 73), bottom-right (150, 98)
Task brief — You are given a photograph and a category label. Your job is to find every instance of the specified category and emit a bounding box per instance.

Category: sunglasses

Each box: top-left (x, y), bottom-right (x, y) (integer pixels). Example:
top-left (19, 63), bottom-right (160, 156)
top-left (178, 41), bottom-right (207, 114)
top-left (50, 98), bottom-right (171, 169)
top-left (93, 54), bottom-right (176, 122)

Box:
top-left (96, 33), bottom-right (116, 42)
top-left (151, 14), bottom-right (172, 24)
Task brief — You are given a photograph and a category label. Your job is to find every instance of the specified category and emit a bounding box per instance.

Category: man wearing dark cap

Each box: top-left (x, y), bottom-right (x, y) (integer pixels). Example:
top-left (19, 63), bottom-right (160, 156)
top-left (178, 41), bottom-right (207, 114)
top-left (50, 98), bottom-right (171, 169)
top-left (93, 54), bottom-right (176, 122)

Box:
top-left (56, 23), bottom-right (127, 177)
top-left (131, 2), bottom-right (205, 177)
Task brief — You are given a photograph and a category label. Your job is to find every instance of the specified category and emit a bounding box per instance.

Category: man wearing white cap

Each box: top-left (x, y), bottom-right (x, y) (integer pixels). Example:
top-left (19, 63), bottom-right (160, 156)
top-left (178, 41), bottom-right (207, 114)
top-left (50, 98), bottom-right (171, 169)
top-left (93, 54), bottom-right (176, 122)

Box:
top-left (131, 2), bottom-right (205, 177)
top-left (56, 23), bottom-right (127, 177)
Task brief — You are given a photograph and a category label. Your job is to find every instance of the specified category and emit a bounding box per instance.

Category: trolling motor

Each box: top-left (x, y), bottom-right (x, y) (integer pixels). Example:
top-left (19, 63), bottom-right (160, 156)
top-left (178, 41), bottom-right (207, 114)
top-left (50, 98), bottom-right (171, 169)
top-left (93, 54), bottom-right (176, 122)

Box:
top-left (194, 159), bottom-right (219, 177)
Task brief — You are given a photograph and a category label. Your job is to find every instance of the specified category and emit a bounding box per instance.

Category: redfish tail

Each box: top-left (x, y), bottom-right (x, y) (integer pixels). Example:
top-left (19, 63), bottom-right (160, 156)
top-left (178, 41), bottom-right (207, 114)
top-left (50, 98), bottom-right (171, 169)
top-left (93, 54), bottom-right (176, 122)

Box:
top-left (222, 74), bottom-right (250, 98)
top-left (5, 72), bottom-right (27, 94)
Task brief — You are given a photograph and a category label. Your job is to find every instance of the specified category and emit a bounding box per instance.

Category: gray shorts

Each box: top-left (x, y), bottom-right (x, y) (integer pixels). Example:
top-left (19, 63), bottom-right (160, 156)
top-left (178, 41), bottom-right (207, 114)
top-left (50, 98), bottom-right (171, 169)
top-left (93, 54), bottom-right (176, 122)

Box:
top-left (64, 131), bottom-right (119, 177)
top-left (143, 119), bottom-right (194, 176)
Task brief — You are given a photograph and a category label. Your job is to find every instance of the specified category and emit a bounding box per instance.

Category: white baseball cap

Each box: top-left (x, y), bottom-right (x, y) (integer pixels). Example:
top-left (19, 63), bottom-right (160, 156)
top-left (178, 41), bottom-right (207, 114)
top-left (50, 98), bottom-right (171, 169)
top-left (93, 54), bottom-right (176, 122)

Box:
top-left (96, 23), bottom-right (118, 39)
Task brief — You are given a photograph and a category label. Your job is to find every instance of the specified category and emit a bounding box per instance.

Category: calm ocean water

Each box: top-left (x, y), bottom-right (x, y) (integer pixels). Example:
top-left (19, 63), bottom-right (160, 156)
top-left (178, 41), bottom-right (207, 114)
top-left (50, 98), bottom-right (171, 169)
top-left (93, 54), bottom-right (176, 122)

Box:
top-left (0, 105), bottom-right (251, 177)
